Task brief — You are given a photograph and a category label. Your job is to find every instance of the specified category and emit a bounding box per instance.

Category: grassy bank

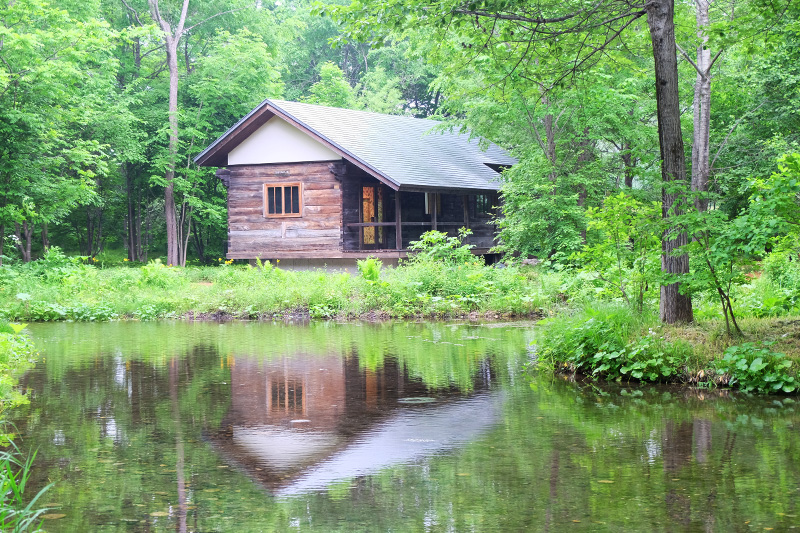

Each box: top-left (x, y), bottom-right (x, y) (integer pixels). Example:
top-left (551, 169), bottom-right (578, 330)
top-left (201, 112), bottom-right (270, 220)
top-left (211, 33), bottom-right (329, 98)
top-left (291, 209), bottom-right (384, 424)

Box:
top-left (0, 249), bottom-right (574, 321)
top-left (533, 304), bottom-right (800, 394)
top-left (3, 243), bottom-right (800, 394)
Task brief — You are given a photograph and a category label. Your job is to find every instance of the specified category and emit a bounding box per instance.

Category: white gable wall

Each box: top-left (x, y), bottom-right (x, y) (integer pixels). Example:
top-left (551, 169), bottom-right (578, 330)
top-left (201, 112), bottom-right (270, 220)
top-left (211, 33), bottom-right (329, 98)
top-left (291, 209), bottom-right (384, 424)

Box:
top-left (227, 116), bottom-right (341, 165)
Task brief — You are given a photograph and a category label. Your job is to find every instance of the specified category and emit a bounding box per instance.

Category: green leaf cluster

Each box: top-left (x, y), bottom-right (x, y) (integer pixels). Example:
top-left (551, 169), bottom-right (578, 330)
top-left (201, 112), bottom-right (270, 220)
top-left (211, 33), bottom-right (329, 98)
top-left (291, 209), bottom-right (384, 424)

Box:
top-left (714, 342), bottom-right (797, 394)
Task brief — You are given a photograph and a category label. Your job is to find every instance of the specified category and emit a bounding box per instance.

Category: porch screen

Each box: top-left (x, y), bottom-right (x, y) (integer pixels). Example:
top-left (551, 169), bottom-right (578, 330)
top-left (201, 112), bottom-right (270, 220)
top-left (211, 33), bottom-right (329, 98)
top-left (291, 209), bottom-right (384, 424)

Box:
top-left (264, 183), bottom-right (302, 217)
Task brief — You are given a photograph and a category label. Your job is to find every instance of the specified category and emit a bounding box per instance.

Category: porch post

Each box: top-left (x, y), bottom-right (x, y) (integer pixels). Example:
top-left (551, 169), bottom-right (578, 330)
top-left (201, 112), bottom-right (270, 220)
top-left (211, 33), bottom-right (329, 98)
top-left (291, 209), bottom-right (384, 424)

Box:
top-left (395, 192), bottom-right (402, 250)
top-left (431, 193), bottom-right (438, 231)
top-left (462, 195), bottom-right (470, 229)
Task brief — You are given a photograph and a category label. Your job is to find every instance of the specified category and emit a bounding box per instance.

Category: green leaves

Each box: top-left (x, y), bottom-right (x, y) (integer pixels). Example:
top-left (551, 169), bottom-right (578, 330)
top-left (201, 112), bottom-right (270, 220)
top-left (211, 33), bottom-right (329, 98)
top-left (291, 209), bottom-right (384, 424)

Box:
top-left (714, 343), bottom-right (797, 394)
top-left (536, 305), bottom-right (689, 383)
top-left (407, 228), bottom-right (478, 265)
top-left (576, 192), bottom-right (661, 312)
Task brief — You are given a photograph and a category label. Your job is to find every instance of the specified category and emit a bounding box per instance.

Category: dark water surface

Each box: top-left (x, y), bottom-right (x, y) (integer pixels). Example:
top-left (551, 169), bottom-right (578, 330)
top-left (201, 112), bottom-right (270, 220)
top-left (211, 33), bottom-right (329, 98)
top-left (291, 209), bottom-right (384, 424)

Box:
top-left (13, 321), bottom-right (800, 532)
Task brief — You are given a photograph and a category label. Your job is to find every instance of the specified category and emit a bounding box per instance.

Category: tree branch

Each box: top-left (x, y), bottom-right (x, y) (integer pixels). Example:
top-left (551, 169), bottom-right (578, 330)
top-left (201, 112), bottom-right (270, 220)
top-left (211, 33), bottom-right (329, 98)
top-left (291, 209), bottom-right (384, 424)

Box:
top-left (707, 48), bottom-right (723, 70)
top-left (675, 42), bottom-right (702, 75)
top-left (710, 100), bottom-right (766, 170)
top-left (452, 2), bottom-right (603, 25)
top-left (120, 0), bottom-right (144, 27)
top-left (182, 7), bottom-right (245, 35)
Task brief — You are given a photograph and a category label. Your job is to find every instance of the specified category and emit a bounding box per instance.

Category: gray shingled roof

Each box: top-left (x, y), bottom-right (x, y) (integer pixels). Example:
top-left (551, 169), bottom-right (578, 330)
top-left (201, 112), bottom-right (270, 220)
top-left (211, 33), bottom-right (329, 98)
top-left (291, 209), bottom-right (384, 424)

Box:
top-left (196, 99), bottom-right (516, 191)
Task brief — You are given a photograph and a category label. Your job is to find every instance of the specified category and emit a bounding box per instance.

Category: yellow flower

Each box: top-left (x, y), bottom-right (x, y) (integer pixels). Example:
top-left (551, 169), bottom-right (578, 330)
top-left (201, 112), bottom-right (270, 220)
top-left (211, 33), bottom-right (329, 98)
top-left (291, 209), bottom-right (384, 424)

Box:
top-left (218, 258), bottom-right (222, 261)
top-left (276, 259), bottom-right (280, 263)
top-left (123, 258), bottom-right (129, 262)
top-left (92, 258), bottom-right (98, 262)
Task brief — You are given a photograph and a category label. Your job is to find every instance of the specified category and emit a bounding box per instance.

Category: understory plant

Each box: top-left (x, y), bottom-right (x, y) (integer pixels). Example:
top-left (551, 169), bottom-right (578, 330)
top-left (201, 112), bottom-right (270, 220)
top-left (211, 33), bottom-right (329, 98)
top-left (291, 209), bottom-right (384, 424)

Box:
top-left (0, 323), bottom-right (36, 436)
top-left (0, 324), bottom-right (50, 531)
top-left (534, 305), bottom-right (691, 382)
top-left (576, 192), bottom-right (661, 313)
top-left (714, 342), bottom-right (796, 394)
top-left (406, 228), bottom-right (478, 265)
top-left (0, 445), bottom-right (51, 532)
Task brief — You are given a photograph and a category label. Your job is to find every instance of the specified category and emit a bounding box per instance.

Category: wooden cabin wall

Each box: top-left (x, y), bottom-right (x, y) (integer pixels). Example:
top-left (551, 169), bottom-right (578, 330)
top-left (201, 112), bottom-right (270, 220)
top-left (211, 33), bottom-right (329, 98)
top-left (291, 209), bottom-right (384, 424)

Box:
top-left (226, 162), bottom-right (342, 259)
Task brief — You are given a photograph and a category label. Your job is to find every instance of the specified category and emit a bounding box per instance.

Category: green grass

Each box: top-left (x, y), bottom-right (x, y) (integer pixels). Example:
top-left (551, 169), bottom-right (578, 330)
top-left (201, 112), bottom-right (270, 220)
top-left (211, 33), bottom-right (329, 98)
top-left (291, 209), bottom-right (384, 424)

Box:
top-left (0, 253), bottom-right (584, 322)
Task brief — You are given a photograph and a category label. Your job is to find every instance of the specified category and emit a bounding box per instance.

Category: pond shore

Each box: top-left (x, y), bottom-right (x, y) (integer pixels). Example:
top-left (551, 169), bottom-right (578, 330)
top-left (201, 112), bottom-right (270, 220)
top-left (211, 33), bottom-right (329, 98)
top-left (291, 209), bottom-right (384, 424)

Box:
top-left (2, 262), bottom-right (799, 395)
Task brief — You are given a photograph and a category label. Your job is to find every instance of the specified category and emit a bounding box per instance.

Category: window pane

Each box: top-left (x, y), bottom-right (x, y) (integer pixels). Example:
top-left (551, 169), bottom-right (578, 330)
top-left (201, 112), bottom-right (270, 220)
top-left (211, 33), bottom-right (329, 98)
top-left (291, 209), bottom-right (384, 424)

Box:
top-left (284, 186), bottom-right (292, 214)
top-left (267, 187), bottom-right (275, 214)
top-left (291, 186), bottom-right (300, 213)
top-left (275, 187), bottom-right (283, 214)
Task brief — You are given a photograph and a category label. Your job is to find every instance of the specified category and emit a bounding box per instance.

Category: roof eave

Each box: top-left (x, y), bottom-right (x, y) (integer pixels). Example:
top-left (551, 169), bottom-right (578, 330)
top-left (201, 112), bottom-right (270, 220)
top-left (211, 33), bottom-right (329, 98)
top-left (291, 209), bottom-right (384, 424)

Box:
top-left (194, 99), bottom-right (401, 191)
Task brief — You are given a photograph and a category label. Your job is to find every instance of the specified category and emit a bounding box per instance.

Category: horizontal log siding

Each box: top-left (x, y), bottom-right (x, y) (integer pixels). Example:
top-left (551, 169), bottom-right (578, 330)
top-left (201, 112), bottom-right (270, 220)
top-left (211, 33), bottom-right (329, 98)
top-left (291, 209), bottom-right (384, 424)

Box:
top-left (227, 162), bottom-right (342, 259)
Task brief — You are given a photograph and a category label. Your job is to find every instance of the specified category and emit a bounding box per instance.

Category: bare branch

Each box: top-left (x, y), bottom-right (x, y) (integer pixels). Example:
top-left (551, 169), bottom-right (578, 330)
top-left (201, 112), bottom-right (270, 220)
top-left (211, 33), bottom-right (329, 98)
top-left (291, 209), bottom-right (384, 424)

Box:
top-left (147, 0), bottom-right (172, 37)
top-left (710, 100), bottom-right (766, 170)
top-left (675, 42), bottom-right (702, 75)
top-left (120, 0), bottom-right (144, 27)
top-left (182, 7), bottom-right (248, 35)
top-left (707, 48), bottom-right (723, 70)
top-left (452, 1), bottom-right (605, 25)
top-left (175, 0), bottom-right (190, 38)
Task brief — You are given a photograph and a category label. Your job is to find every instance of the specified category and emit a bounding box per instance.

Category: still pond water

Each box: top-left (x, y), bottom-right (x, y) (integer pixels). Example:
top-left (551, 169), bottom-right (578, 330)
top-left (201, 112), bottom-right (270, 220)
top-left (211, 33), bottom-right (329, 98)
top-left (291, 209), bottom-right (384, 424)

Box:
top-left (13, 321), bottom-right (800, 532)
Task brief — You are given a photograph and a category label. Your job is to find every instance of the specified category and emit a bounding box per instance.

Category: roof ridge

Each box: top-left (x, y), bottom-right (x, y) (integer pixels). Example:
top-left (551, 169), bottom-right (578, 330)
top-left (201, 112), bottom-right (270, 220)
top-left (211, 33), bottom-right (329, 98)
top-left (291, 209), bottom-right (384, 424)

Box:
top-left (268, 99), bottom-right (443, 125)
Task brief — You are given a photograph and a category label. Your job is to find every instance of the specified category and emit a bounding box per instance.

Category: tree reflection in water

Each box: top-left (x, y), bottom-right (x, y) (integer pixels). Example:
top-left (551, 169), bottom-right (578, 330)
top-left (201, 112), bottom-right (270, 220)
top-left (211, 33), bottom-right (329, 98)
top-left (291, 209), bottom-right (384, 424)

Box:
top-left (12, 322), bottom-right (800, 532)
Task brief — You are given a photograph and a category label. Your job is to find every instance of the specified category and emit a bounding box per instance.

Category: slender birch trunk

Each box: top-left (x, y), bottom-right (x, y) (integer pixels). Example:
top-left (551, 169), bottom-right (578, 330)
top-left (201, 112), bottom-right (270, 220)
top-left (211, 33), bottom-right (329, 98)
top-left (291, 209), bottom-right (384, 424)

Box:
top-left (691, 0), bottom-right (712, 212)
top-left (148, 0), bottom-right (190, 267)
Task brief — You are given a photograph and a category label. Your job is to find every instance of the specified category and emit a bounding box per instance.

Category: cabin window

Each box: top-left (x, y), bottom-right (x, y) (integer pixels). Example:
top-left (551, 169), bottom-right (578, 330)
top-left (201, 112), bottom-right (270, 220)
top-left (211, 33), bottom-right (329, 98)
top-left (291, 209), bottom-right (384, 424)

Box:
top-left (475, 193), bottom-right (495, 217)
top-left (270, 378), bottom-right (304, 414)
top-left (264, 183), bottom-right (302, 217)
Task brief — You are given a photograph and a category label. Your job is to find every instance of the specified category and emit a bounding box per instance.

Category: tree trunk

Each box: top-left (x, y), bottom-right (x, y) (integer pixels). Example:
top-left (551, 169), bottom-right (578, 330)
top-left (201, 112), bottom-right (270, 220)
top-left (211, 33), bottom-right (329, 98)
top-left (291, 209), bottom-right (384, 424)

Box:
top-left (0, 224), bottom-right (4, 266)
top-left (96, 207), bottom-right (104, 254)
top-left (42, 223), bottom-right (49, 252)
top-left (192, 220), bottom-right (205, 264)
top-left (164, 38), bottom-right (180, 266)
top-left (14, 222), bottom-right (32, 263)
top-left (646, 0), bottom-right (694, 324)
top-left (621, 138), bottom-right (636, 188)
top-left (86, 208), bottom-right (95, 256)
top-left (125, 164), bottom-right (139, 261)
top-left (148, 0), bottom-right (190, 267)
top-left (691, 0), bottom-right (712, 212)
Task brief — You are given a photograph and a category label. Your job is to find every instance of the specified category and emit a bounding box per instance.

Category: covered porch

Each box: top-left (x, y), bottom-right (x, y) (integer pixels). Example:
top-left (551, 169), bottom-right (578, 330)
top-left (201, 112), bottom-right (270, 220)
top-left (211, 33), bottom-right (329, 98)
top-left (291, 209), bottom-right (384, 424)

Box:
top-left (341, 176), bottom-right (499, 256)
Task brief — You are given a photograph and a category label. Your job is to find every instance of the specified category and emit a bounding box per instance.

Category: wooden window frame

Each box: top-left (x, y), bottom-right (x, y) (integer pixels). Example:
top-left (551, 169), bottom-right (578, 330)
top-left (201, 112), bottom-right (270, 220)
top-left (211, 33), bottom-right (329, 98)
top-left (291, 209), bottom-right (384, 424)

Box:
top-left (263, 182), bottom-right (303, 218)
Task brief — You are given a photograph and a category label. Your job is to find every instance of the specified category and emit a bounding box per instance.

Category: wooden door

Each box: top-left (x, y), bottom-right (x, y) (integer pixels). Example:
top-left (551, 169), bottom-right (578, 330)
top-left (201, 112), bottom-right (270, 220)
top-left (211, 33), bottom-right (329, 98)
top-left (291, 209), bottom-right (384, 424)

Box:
top-left (361, 185), bottom-right (386, 249)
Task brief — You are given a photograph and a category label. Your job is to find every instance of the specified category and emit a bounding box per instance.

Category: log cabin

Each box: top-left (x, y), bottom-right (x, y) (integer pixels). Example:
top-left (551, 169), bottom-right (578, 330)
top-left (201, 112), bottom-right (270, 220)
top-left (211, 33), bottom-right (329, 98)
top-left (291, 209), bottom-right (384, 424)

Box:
top-left (194, 99), bottom-right (515, 268)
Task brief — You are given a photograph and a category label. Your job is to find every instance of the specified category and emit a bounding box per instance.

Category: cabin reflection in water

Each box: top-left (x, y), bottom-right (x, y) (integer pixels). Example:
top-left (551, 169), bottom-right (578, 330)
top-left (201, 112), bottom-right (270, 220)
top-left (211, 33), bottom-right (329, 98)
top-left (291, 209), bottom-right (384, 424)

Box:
top-left (207, 352), bottom-right (502, 496)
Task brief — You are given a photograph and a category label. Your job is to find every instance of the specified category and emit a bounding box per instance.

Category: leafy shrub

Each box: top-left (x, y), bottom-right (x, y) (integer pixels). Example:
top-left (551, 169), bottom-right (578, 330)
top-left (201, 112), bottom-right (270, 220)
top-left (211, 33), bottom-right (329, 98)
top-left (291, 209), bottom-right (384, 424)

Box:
top-left (535, 305), bottom-right (690, 382)
top-left (714, 342), bottom-right (796, 393)
top-left (575, 192), bottom-right (661, 312)
top-left (407, 229), bottom-right (479, 265)
top-left (138, 259), bottom-right (182, 288)
top-left (357, 257), bottom-right (382, 282)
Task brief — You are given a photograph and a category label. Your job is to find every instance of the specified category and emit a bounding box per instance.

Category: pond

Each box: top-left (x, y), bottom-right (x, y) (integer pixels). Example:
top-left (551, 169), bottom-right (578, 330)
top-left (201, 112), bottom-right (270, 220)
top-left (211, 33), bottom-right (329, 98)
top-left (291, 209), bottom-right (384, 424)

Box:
top-left (13, 321), bottom-right (800, 531)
